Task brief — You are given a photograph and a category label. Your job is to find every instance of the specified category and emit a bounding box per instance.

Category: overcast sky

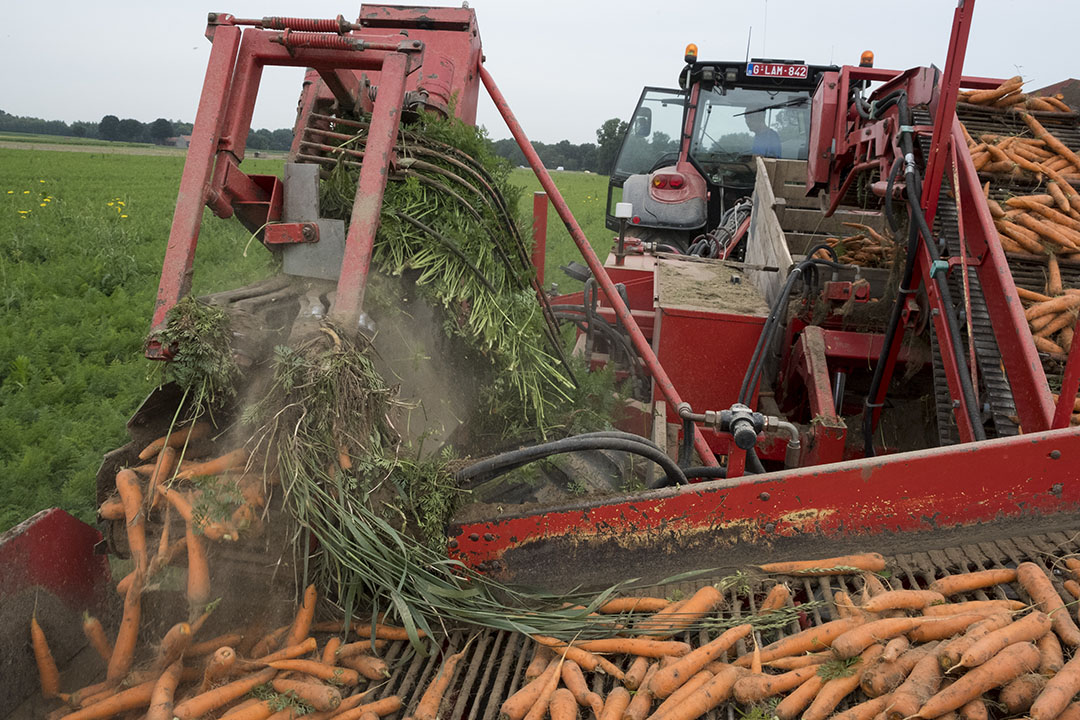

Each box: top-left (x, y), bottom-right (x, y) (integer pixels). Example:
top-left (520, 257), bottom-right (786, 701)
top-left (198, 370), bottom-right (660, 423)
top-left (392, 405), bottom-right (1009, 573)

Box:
top-left (2, 1), bottom-right (1074, 145)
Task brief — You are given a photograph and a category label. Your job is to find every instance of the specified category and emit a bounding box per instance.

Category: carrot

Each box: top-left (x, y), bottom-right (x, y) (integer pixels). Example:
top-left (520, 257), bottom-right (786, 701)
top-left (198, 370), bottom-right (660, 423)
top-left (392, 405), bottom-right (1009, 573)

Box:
top-left (999, 672), bottom-right (1046, 714)
top-left (939, 613), bottom-right (1013, 670)
top-left (220, 699), bottom-right (275, 720)
top-left (1065, 556), bottom-right (1080, 579)
top-left (259, 636), bottom-right (319, 662)
top-left (361, 622), bottom-right (427, 641)
top-left (765, 651), bottom-right (830, 670)
top-left (1031, 651), bottom-right (1080, 720)
top-left (1050, 182), bottom-right (1073, 212)
top-left (322, 637), bottom-right (342, 666)
top-left (649, 670), bottom-right (711, 720)
top-left (199, 646), bottom-right (236, 693)
top-left (1038, 627), bottom-right (1065, 675)
top-left (1018, 561), bottom-right (1080, 646)
top-left (1055, 702), bottom-right (1080, 720)
top-left (532, 636), bottom-right (623, 679)
top-left (187, 632), bottom-right (242, 657)
top-left (997, 219), bottom-right (1048, 254)
top-left (597, 597), bottom-right (671, 614)
top-left (1016, 213), bottom-right (1080, 251)
top-left (736, 616), bottom-right (862, 667)
top-left (596, 687), bottom-right (630, 720)
top-left (929, 568), bottom-right (1018, 596)
top-left (573, 638), bottom-right (690, 658)
top-left (139, 421), bottom-right (212, 460)
top-left (525, 653), bottom-right (569, 720)
top-left (886, 645), bottom-right (944, 720)
top-left (1043, 164), bottom-right (1080, 214)
top-left (30, 614), bottom-right (60, 698)
top-left (413, 649), bottom-right (464, 720)
top-left (269, 659), bottom-right (359, 685)
top-left (758, 553), bottom-right (885, 575)
top-left (636, 585), bottom-right (723, 638)
top-left (833, 591), bottom-right (861, 619)
top-left (175, 448), bottom-right (249, 480)
top-left (881, 636), bottom-right (909, 663)
top-left (107, 567), bottom-right (144, 682)
top-left (915, 641), bottom-right (1040, 718)
top-left (861, 644), bottom-right (933, 698)
top-left (773, 672), bottom-right (825, 720)
top-left (1035, 336), bottom-right (1066, 354)
top-left (146, 445), bottom-right (178, 511)
top-left (60, 680), bottom-right (157, 720)
top-left (623, 655), bottom-right (650, 691)
top-left (955, 610), bottom-right (1051, 669)
top-left (331, 696), bottom-right (402, 720)
top-left (1037, 308), bottom-right (1079, 338)
top-left (561, 659), bottom-right (603, 718)
top-left (862, 590), bottom-right (944, 614)
top-left (646, 623), bottom-right (750, 698)
top-left (968, 76), bottom-right (1023, 105)
top-left (98, 497), bottom-right (125, 520)
top-left (1011, 196), bottom-right (1080, 232)
top-left (758, 583), bottom-right (790, 613)
top-left (271, 677), bottom-right (342, 712)
top-left (525, 645), bottom-right (553, 681)
top-left (285, 583), bottom-right (317, 649)
top-left (501, 659), bottom-right (559, 720)
top-left (832, 693), bottom-right (892, 720)
top-left (335, 639), bottom-right (387, 659)
top-left (803, 644), bottom-right (883, 720)
top-left (922, 599), bottom-right (1026, 616)
top-left (652, 665), bottom-right (738, 720)
top-left (338, 653), bottom-right (390, 679)
top-left (550, 688), bottom-right (578, 720)
top-left (623, 664), bottom-right (658, 720)
top-left (155, 621), bottom-right (192, 671)
top-left (115, 468), bottom-right (147, 574)
top-left (183, 514), bottom-right (212, 614)
top-left (146, 658), bottom-right (184, 720)
top-left (910, 612), bottom-right (997, 643)
top-left (81, 612), bottom-right (113, 664)
top-left (732, 664), bottom-right (821, 703)
top-left (831, 617), bottom-right (924, 659)
top-left (1023, 112), bottom-right (1080, 172)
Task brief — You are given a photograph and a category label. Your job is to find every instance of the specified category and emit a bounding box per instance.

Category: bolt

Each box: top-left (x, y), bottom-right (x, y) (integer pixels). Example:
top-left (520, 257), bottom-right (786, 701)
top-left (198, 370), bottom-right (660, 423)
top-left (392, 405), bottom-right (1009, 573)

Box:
top-left (759, 492), bottom-right (770, 501)
top-left (764, 522), bottom-right (776, 533)
top-left (468, 533), bottom-right (479, 541)
top-left (952, 399), bottom-right (960, 408)
top-left (302, 224), bottom-right (316, 240)
top-left (1050, 449), bottom-right (1062, 460)
top-left (483, 533), bottom-right (495, 541)
top-left (448, 538), bottom-right (458, 548)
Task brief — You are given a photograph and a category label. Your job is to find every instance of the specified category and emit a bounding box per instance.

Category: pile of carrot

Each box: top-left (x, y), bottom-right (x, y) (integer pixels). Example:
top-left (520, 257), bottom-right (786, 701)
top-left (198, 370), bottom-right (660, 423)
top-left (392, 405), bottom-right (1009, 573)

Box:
top-left (957, 75), bottom-right (1073, 115)
top-left (811, 222), bottom-right (895, 269)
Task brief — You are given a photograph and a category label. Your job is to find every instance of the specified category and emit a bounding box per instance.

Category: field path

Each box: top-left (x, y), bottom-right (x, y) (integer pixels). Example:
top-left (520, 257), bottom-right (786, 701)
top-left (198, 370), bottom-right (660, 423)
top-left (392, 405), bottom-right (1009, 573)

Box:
top-left (0, 140), bottom-right (186, 156)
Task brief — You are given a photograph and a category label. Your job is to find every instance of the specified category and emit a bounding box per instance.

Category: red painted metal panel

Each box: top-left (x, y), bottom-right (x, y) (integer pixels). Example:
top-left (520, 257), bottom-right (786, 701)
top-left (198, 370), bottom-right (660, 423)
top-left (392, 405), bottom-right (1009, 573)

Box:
top-left (450, 424), bottom-right (1080, 572)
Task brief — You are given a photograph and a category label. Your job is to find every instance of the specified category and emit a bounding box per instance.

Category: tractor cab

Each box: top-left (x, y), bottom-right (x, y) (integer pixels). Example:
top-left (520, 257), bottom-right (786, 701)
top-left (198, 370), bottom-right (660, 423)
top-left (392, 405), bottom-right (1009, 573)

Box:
top-left (605, 55), bottom-right (835, 257)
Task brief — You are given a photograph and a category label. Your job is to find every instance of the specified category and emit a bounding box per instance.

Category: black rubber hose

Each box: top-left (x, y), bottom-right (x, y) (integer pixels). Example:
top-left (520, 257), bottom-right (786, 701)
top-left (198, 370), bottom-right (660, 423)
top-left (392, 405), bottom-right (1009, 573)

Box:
top-left (746, 447), bottom-right (766, 474)
top-left (679, 417), bottom-right (695, 468)
top-left (884, 155), bottom-right (904, 232)
top-left (455, 436), bottom-right (688, 488)
top-left (683, 466), bottom-right (728, 480)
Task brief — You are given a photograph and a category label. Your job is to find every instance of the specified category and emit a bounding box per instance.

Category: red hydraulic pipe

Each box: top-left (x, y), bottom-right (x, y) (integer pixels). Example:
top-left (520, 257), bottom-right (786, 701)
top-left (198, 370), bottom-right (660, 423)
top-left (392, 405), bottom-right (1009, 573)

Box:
top-left (329, 51), bottom-right (410, 330)
top-left (1054, 328), bottom-right (1080, 429)
top-left (480, 64), bottom-right (719, 467)
top-left (531, 191), bottom-right (548, 286)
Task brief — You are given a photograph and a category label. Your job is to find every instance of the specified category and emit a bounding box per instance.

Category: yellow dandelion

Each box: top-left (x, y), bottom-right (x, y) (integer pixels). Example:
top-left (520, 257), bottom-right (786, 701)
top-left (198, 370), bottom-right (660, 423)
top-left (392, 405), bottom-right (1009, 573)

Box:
top-left (44, 198), bottom-right (51, 202)
top-left (120, 214), bottom-right (128, 218)
top-left (23, 190), bottom-right (30, 194)
top-left (40, 203), bottom-right (47, 207)
top-left (107, 202), bottom-right (114, 206)
top-left (18, 210), bottom-right (30, 214)
top-left (39, 180), bottom-right (45, 183)
top-left (118, 201), bottom-right (125, 206)
top-left (6, 191), bottom-right (12, 195)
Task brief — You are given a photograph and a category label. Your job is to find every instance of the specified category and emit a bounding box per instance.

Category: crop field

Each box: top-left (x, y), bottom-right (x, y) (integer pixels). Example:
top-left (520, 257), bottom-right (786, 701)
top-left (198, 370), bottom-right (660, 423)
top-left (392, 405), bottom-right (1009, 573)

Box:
top-left (0, 147), bottom-right (609, 531)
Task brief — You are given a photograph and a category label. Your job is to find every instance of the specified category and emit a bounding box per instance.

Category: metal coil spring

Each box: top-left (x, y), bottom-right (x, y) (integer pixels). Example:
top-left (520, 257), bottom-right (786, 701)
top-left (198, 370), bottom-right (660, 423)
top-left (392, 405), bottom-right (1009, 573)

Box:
top-left (278, 30), bottom-right (357, 50)
top-left (261, 16), bottom-right (342, 33)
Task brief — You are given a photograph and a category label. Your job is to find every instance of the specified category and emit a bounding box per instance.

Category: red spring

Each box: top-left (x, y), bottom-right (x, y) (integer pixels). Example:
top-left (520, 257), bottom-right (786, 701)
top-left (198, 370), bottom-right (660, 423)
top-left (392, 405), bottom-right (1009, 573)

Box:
top-left (278, 30), bottom-right (357, 50)
top-left (261, 16), bottom-right (342, 33)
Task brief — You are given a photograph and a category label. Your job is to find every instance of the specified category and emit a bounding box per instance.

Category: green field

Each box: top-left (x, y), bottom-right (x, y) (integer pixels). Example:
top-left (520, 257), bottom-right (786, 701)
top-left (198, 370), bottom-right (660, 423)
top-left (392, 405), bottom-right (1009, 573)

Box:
top-left (0, 148), bottom-right (608, 530)
top-left (0, 131), bottom-right (176, 149)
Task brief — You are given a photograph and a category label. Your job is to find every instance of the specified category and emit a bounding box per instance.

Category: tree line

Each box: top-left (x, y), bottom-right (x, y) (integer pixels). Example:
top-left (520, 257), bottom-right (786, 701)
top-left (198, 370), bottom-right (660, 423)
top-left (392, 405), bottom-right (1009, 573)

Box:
top-left (0, 109), bottom-right (632, 174)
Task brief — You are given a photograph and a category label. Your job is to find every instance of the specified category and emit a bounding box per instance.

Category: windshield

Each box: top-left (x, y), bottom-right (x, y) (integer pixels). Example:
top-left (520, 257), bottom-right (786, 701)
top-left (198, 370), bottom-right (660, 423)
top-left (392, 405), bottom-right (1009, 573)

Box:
top-left (690, 86), bottom-right (811, 174)
top-left (611, 88), bottom-right (685, 180)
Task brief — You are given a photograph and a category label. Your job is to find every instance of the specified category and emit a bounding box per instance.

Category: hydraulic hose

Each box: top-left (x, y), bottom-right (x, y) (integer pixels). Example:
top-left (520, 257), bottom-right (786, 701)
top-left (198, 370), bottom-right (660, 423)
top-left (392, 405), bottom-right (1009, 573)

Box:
top-left (884, 155), bottom-right (904, 232)
top-left (683, 466), bottom-right (727, 480)
top-left (456, 436), bottom-right (689, 488)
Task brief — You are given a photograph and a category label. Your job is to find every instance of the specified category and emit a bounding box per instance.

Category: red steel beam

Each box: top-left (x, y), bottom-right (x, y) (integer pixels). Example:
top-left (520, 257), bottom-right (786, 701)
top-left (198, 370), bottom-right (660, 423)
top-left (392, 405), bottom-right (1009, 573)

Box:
top-left (480, 65), bottom-right (719, 467)
top-left (328, 50), bottom-right (410, 330)
top-left (1055, 329), bottom-right (1080, 429)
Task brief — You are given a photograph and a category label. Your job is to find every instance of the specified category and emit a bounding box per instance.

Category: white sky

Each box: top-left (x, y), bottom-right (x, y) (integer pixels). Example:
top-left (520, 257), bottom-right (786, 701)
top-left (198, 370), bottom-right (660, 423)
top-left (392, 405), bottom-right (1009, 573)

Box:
top-left (1, 1), bottom-right (1074, 145)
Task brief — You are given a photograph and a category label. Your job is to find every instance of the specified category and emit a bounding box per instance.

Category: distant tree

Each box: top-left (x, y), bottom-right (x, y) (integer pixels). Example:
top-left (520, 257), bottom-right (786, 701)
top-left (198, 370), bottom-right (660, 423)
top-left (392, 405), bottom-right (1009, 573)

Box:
top-left (149, 118), bottom-right (175, 145)
top-left (246, 130), bottom-right (269, 150)
top-left (117, 118), bottom-right (146, 142)
top-left (71, 124), bottom-right (87, 137)
top-left (270, 128), bottom-right (293, 151)
top-left (99, 115), bottom-right (120, 141)
top-left (595, 118), bottom-right (629, 174)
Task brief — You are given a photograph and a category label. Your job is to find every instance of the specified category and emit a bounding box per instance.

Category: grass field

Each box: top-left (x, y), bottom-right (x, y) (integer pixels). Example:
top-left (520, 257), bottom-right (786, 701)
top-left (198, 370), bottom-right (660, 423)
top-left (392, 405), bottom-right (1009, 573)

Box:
top-left (0, 148), bottom-right (609, 531)
top-left (0, 131), bottom-right (173, 149)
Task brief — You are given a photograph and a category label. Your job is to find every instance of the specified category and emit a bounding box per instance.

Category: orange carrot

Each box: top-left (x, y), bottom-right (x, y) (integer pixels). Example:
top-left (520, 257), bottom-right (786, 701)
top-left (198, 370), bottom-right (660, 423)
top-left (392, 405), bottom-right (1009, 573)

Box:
top-left (803, 644), bottom-right (884, 720)
top-left (187, 632), bottom-right (242, 657)
top-left (525, 654), bottom-right (568, 720)
top-left (959, 698), bottom-right (989, 720)
top-left (1038, 629), bottom-right (1065, 675)
top-left (115, 468), bottom-right (147, 574)
top-left (500, 659), bottom-right (558, 720)
top-left (98, 498), bottom-right (125, 520)
top-left (413, 649), bottom-right (464, 720)
top-left (1017, 561), bottom-right (1080, 646)
top-left (271, 677), bottom-right (342, 712)
top-left (284, 583), bottom-right (317, 649)
top-left (1022, 112), bottom-right (1080, 173)
top-left (30, 615), bottom-right (60, 698)
top-left (155, 621), bottom-right (192, 671)
top-left (955, 610), bottom-right (1051, 669)
top-left (175, 447), bottom-right (249, 480)
top-left (922, 599), bottom-right (1026, 616)
top-left (199, 646), bottom-right (236, 693)
top-left (861, 644), bottom-right (933, 698)
top-left (732, 664), bottom-right (820, 703)
top-left (138, 421), bottom-right (211, 460)
top-left (831, 694), bottom-right (892, 720)
top-left (909, 613), bottom-right (992, 643)
top-left (653, 665), bottom-right (739, 720)
top-left (145, 445), bottom-right (179, 512)
top-left (968, 76), bottom-right (1023, 105)
top-left (572, 638), bottom-right (690, 658)
top-left (1035, 336), bottom-right (1066, 354)
top-left (915, 641), bottom-right (1040, 718)
top-left (525, 645), bottom-right (553, 681)
top-left (862, 590), bottom-right (944, 614)
top-left (887, 645), bottom-right (945, 719)
top-left (636, 585), bottom-right (723, 638)
top-left (220, 699), bottom-right (275, 720)
top-left (258, 636), bottom-right (319, 662)
top-left (322, 637), bottom-right (342, 666)
top-left (736, 616), bottom-right (862, 667)
top-left (550, 688), bottom-right (578, 720)
top-left (758, 583), bottom-right (790, 613)
top-left (833, 591), bottom-right (861, 619)
top-left (881, 636), bottom-right (909, 663)
top-left (773, 672), bottom-right (826, 720)
top-left (999, 672), bottom-right (1046, 714)
top-left (561, 660), bottom-right (603, 718)
top-left (183, 514), bottom-right (211, 614)
top-left (330, 696), bottom-right (402, 720)
top-left (623, 663), bottom-right (658, 720)
top-left (81, 612), bottom-right (113, 664)
top-left (338, 653), bottom-right (390, 680)
top-left (597, 597), bottom-right (671, 614)
top-left (650, 623), bottom-right (751, 698)
top-left (765, 652), bottom-right (830, 670)
top-left (650, 670), bottom-right (712, 719)
top-left (147, 659), bottom-right (184, 720)
top-left (758, 553), bottom-right (885, 575)
top-left (107, 567), bottom-right (144, 682)
top-left (335, 639), bottom-right (387, 660)
top-left (597, 687), bottom-right (631, 720)
top-left (939, 613), bottom-right (1013, 670)
top-left (623, 655), bottom-right (651, 691)
top-left (531, 636), bottom-right (623, 679)
top-left (60, 680), bottom-right (157, 720)
top-left (269, 659), bottom-right (360, 685)
top-left (928, 568), bottom-right (1018, 596)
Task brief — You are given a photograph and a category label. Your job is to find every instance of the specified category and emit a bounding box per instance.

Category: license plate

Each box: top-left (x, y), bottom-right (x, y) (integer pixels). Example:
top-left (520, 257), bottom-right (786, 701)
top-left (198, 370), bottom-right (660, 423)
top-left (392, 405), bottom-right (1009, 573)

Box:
top-left (746, 62), bottom-right (809, 79)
